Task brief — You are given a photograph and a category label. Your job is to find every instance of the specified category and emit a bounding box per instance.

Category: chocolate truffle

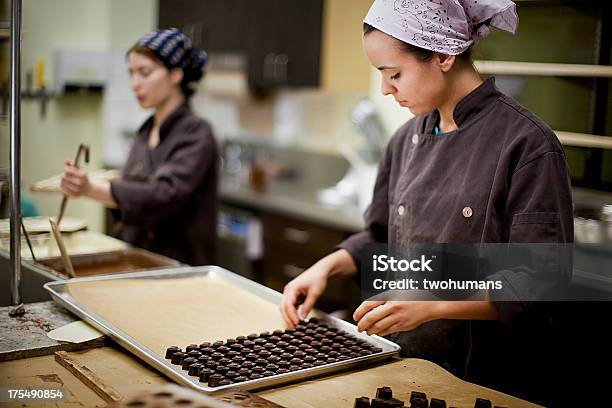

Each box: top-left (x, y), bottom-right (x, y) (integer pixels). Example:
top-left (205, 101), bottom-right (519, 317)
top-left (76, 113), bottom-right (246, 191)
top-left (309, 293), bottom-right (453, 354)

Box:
top-left (165, 346), bottom-right (180, 359)
top-left (181, 357), bottom-right (197, 370)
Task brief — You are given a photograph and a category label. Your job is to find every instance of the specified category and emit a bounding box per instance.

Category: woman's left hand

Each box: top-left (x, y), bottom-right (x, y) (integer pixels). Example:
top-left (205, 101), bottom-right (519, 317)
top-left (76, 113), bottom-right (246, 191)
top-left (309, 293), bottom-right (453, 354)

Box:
top-left (353, 301), bottom-right (440, 337)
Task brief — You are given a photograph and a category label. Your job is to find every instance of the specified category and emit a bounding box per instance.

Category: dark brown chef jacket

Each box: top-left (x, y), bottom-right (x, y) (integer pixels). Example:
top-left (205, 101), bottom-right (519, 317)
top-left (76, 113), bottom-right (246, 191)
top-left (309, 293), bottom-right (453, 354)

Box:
top-left (110, 102), bottom-right (218, 265)
top-left (339, 78), bottom-right (573, 403)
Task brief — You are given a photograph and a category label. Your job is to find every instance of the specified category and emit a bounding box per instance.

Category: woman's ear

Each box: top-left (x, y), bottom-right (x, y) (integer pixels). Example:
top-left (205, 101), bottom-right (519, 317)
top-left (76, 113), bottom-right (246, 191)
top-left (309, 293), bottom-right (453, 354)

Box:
top-left (169, 68), bottom-right (184, 86)
top-left (437, 53), bottom-right (456, 73)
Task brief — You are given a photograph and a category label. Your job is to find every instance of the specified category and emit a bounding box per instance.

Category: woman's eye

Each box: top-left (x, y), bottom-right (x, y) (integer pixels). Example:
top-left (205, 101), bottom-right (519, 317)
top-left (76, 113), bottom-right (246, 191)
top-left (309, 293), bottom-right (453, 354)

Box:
top-left (390, 73), bottom-right (400, 80)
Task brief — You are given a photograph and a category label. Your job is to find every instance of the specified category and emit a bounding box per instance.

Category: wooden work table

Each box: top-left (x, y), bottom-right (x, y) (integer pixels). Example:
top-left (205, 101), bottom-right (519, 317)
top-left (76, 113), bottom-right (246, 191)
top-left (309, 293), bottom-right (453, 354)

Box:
top-left (0, 345), bottom-right (541, 407)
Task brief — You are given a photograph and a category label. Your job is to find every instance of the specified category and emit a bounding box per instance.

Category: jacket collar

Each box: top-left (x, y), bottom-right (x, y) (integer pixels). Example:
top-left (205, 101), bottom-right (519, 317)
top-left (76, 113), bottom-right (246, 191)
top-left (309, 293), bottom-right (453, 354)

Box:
top-left (423, 77), bottom-right (501, 134)
top-left (138, 101), bottom-right (191, 141)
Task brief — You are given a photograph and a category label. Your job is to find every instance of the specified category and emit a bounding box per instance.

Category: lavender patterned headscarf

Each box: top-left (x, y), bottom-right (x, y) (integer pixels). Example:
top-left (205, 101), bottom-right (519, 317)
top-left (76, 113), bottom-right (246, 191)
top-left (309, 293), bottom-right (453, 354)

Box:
top-left (364, 0), bottom-right (518, 55)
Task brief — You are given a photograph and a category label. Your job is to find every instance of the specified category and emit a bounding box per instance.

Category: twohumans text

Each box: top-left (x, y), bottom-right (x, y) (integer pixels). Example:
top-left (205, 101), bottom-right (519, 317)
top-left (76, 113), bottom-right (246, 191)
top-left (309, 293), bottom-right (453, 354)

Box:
top-left (372, 278), bottom-right (503, 291)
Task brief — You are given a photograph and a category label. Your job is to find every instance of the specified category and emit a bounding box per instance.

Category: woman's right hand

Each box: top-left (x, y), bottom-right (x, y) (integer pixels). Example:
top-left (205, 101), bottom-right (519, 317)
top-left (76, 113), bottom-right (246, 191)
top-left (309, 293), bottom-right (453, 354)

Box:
top-left (61, 160), bottom-right (91, 197)
top-left (280, 249), bottom-right (357, 328)
top-left (280, 260), bottom-right (330, 328)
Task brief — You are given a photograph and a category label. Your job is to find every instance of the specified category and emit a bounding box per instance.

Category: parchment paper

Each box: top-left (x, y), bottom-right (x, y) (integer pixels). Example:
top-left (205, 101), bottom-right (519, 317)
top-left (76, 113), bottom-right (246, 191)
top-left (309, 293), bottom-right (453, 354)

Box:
top-left (66, 276), bottom-right (287, 358)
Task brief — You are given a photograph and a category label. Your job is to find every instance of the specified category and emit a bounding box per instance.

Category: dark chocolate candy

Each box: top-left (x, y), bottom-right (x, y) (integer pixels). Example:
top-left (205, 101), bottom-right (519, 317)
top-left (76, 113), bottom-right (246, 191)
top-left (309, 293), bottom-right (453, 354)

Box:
top-left (260, 331), bottom-right (271, 338)
top-left (219, 379), bottom-right (232, 386)
top-left (247, 333), bottom-right (258, 340)
top-left (262, 370), bottom-right (274, 377)
top-left (376, 386), bottom-right (393, 400)
top-left (199, 368), bottom-right (213, 382)
top-left (354, 397), bottom-right (371, 408)
top-left (218, 358), bottom-right (232, 366)
top-left (227, 351), bottom-right (240, 359)
top-left (215, 366), bottom-right (229, 376)
top-left (217, 346), bottom-right (230, 354)
top-left (181, 357), bottom-right (197, 370)
top-left (250, 373), bottom-right (263, 380)
top-left (232, 356), bottom-right (246, 365)
top-left (313, 360), bottom-right (326, 366)
top-left (199, 342), bottom-right (211, 349)
top-left (236, 336), bottom-right (247, 343)
top-left (410, 392), bottom-right (427, 405)
top-left (225, 370), bottom-right (238, 379)
top-left (188, 363), bottom-right (203, 376)
top-left (234, 376), bottom-right (248, 382)
top-left (226, 338), bottom-right (237, 345)
top-left (212, 341), bottom-right (224, 347)
top-left (208, 373), bottom-right (223, 387)
top-left (171, 352), bottom-right (185, 365)
top-left (277, 368), bottom-right (289, 374)
top-left (165, 346), bottom-right (180, 359)
top-left (227, 363), bottom-right (240, 371)
top-left (474, 398), bottom-right (492, 408)
top-left (255, 358), bottom-right (268, 366)
top-left (211, 352), bottom-right (224, 360)
top-left (429, 398), bottom-right (446, 408)
top-left (266, 364), bottom-right (279, 371)
top-left (246, 353), bottom-right (258, 362)
top-left (186, 344), bottom-right (199, 352)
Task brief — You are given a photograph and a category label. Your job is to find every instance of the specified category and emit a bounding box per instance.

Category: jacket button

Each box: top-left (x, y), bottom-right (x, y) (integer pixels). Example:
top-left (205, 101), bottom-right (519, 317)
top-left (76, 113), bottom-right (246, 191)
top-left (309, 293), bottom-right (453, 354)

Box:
top-left (462, 207), bottom-right (473, 218)
top-left (412, 134), bottom-right (419, 145)
top-left (398, 205), bottom-right (405, 216)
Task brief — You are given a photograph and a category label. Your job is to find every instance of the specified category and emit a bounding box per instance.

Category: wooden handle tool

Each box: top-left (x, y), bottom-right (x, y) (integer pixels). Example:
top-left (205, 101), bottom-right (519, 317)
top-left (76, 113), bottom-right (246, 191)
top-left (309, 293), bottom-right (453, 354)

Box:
top-left (49, 217), bottom-right (75, 278)
top-left (57, 144), bottom-right (90, 225)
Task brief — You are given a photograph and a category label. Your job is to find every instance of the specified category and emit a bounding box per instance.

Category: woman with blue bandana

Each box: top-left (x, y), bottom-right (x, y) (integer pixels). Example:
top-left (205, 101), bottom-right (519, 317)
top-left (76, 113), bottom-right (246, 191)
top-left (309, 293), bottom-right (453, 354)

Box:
top-left (61, 29), bottom-right (218, 265)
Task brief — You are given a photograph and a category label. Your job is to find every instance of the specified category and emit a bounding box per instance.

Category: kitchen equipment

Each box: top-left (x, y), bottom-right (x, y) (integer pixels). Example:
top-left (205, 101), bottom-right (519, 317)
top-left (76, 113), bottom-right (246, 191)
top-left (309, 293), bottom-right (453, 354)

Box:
top-left (0, 216), bottom-right (87, 237)
top-left (57, 143), bottom-right (89, 225)
top-left (0, 229), bottom-right (127, 260)
top-left (574, 204), bottom-right (612, 245)
top-left (350, 98), bottom-right (386, 164)
top-left (44, 266), bottom-right (400, 393)
top-left (20, 219), bottom-right (37, 261)
top-left (36, 248), bottom-right (179, 278)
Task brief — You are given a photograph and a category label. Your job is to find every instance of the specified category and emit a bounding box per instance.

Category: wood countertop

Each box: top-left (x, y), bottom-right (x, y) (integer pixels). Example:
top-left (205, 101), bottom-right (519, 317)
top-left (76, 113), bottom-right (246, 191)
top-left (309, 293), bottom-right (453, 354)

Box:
top-left (0, 346), bottom-right (541, 408)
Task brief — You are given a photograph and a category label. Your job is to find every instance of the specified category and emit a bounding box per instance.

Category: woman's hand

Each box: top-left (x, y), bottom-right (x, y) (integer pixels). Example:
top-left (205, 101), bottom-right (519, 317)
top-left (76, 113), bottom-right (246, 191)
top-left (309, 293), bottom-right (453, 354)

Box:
top-left (353, 301), bottom-right (439, 337)
top-left (61, 160), bottom-right (91, 197)
top-left (280, 261), bottom-right (330, 328)
top-left (353, 300), bottom-right (499, 337)
top-left (280, 249), bottom-right (358, 328)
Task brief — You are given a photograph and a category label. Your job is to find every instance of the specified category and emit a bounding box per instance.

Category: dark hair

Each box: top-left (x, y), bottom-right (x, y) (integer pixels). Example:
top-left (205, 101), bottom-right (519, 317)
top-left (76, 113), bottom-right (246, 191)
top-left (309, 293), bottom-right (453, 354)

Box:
top-left (363, 23), bottom-right (472, 62)
top-left (127, 44), bottom-right (204, 98)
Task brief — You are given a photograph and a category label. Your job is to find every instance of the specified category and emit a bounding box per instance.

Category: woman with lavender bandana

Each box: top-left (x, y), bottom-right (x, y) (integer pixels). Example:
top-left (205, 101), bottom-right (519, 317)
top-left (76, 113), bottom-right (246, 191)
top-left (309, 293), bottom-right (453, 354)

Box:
top-left (282, 0), bottom-right (574, 405)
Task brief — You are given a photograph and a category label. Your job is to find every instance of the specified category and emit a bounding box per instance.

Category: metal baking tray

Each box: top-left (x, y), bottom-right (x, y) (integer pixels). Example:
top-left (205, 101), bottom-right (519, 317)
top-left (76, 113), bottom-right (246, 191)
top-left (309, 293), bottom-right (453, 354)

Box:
top-left (44, 266), bottom-right (400, 393)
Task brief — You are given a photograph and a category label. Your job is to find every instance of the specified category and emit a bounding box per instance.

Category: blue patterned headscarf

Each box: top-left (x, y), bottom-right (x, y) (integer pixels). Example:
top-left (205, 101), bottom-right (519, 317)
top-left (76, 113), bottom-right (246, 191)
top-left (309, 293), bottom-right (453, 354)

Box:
top-left (135, 28), bottom-right (208, 73)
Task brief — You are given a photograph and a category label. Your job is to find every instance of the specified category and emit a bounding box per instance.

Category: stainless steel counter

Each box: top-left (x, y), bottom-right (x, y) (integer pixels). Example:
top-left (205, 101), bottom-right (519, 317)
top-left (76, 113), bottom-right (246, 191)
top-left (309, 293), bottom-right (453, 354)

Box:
top-left (220, 180), bottom-right (364, 233)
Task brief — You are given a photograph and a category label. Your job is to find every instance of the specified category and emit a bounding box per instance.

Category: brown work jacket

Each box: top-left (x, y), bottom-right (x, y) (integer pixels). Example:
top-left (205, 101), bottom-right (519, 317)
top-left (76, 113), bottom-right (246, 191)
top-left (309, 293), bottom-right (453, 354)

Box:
top-left (340, 78), bottom-right (573, 402)
top-left (110, 102), bottom-right (218, 265)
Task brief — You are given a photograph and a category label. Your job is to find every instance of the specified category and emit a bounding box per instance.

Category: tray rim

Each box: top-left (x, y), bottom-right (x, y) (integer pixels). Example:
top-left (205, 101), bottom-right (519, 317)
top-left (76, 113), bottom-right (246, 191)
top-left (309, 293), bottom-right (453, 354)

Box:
top-left (44, 265), bottom-right (401, 393)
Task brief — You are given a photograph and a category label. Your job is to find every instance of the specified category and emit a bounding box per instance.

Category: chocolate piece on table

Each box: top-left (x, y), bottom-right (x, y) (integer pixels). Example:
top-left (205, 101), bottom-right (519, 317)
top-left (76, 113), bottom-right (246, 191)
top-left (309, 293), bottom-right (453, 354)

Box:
top-left (250, 373), bottom-right (263, 380)
top-left (234, 376), bottom-right (248, 382)
top-left (354, 397), bottom-right (371, 408)
top-left (219, 379), bottom-right (232, 386)
top-left (215, 366), bottom-right (229, 376)
top-left (376, 386), bottom-right (393, 400)
top-left (429, 398), bottom-right (446, 408)
top-left (474, 398), bottom-right (492, 408)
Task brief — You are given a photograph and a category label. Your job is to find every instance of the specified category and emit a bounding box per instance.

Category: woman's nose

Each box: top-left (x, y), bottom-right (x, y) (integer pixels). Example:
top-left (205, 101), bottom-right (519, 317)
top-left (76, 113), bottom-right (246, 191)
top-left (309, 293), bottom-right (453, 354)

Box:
top-left (381, 80), bottom-right (395, 96)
